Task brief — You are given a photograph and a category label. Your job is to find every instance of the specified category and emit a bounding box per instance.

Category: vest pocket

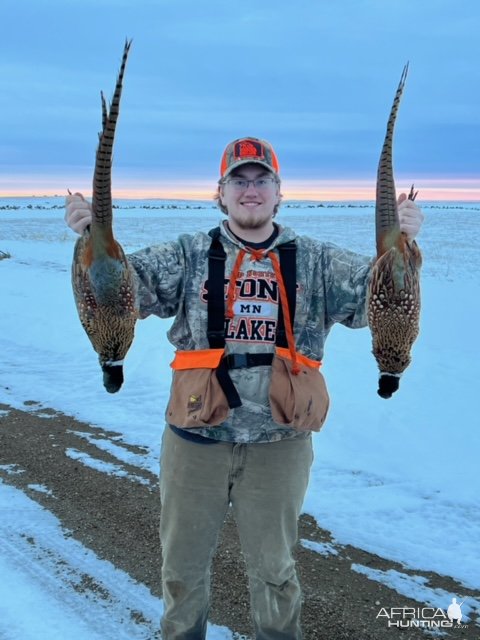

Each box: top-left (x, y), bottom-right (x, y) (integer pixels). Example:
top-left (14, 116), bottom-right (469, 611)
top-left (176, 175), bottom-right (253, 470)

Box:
top-left (269, 347), bottom-right (330, 431)
top-left (166, 349), bottom-right (229, 428)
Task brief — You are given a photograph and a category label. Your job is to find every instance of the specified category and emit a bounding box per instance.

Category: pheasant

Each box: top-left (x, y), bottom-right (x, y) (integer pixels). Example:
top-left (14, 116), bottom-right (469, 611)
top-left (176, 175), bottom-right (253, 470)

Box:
top-left (71, 40), bottom-right (138, 393)
top-left (368, 64), bottom-right (422, 399)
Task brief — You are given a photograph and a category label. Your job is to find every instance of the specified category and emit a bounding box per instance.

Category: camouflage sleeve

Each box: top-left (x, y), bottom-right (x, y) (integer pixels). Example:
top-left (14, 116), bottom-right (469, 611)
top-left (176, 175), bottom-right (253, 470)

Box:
top-left (321, 242), bottom-right (374, 329)
top-left (126, 240), bottom-right (187, 319)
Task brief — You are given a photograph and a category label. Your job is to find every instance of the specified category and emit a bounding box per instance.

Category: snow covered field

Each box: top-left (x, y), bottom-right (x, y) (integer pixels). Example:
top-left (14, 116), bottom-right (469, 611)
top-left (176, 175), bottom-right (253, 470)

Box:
top-left (1, 196), bottom-right (479, 636)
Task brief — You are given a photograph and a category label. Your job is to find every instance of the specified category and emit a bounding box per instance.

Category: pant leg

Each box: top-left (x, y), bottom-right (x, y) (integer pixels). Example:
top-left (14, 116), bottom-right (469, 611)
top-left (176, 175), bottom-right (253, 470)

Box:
top-left (159, 427), bottom-right (232, 640)
top-left (230, 436), bottom-right (313, 640)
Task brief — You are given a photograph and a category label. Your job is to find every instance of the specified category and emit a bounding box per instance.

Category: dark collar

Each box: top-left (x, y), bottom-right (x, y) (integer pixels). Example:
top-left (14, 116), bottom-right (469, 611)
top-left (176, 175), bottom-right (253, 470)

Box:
top-left (227, 223), bottom-right (279, 250)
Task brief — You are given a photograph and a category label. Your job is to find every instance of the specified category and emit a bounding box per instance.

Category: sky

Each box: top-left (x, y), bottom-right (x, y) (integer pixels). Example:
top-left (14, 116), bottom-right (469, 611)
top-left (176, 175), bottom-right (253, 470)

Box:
top-left (1, 0), bottom-right (479, 200)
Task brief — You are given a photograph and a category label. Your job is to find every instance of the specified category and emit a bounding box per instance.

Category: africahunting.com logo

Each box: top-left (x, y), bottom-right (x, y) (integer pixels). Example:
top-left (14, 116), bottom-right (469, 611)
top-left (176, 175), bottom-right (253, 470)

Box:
top-left (376, 597), bottom-right (468, 629)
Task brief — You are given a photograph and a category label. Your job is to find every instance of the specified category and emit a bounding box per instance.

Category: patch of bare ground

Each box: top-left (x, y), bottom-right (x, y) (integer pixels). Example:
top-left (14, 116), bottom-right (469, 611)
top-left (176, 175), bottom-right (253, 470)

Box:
top-left (0, 403), bottom-right (477, 639)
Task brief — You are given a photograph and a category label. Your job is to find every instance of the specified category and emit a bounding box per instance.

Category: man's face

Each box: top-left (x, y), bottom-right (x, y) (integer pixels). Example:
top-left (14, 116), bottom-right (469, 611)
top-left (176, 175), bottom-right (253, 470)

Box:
top-left (219, 164), bottom-right (280, 231)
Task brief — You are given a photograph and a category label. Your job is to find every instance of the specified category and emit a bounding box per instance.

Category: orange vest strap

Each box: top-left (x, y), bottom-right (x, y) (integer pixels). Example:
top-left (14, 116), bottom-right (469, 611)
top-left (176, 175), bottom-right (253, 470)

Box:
top-left (171, 348), bottom-right (224, 370)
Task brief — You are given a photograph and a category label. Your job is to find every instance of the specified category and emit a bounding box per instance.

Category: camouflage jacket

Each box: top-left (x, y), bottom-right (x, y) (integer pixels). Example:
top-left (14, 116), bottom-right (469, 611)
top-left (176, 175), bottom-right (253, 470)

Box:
top-left (128, 221), bottom-right (373, 443)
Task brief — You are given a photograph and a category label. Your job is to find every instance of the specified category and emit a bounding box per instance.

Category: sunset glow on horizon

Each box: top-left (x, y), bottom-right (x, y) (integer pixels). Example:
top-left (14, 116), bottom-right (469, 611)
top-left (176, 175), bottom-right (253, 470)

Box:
top-left (1, 176), bottom-right (479, 202)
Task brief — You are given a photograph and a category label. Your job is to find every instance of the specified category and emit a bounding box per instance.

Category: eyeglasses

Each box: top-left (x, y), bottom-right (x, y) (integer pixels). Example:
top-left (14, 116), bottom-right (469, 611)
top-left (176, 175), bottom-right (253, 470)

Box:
top-left (224, 177), bottom-right (277, 191)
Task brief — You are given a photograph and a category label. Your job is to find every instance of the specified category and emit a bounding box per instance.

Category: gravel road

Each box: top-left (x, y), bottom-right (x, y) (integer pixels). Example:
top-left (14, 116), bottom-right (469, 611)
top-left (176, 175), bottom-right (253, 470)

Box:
top-left (0, 402), bottom-right (476, 639)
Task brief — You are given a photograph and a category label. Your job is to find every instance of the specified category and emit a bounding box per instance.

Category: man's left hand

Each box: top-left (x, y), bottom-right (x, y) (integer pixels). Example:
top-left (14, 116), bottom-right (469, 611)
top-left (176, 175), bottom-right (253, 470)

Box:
top-left (397, 193), bottom-right (425, 241)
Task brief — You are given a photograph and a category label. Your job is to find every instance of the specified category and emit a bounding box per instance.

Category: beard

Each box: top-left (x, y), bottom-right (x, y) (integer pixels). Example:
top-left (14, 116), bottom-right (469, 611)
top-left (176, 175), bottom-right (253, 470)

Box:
top-left (229, 208), bottom-right (273, 230)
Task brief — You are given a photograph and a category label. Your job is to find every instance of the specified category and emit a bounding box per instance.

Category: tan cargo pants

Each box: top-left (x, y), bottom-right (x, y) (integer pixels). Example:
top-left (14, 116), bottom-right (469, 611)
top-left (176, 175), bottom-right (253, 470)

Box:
top-left (159, 426), bottom-right (313, 640)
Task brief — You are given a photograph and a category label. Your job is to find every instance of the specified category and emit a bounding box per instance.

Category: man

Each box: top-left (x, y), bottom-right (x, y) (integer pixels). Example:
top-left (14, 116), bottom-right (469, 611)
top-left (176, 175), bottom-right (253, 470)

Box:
top-left (65, 137), bottom-right (424, 639)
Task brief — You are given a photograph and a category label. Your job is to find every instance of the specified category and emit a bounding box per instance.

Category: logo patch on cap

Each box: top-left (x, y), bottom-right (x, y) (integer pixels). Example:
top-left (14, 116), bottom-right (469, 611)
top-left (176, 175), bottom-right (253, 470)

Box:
top-left (234, 140), bottom-right (265, 161)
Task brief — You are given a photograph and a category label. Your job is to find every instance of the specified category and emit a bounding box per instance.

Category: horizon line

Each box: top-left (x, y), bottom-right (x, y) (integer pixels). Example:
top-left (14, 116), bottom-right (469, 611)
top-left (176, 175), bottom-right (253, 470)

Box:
top-left (1, 192), bottom-right (480, 204)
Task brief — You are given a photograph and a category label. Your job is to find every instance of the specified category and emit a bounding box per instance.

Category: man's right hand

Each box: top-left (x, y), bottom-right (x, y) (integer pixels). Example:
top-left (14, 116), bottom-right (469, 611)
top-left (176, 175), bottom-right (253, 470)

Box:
top-left (65, 192), bottom-right (92, 235)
